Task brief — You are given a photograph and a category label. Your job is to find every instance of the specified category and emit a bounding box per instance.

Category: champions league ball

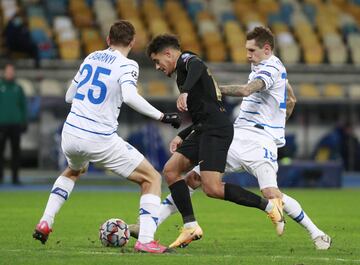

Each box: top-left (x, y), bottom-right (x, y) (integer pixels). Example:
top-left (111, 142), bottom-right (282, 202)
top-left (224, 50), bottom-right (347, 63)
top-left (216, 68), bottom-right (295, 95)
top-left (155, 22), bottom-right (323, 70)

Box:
top-left (99, 218), bottom-right (130, 247)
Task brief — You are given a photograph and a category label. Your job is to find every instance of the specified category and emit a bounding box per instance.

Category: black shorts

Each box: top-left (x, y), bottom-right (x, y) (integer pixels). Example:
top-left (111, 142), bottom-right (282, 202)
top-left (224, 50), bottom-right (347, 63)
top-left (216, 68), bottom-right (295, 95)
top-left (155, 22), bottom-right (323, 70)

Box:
top-left (176, 125), bottom-right (234, 172)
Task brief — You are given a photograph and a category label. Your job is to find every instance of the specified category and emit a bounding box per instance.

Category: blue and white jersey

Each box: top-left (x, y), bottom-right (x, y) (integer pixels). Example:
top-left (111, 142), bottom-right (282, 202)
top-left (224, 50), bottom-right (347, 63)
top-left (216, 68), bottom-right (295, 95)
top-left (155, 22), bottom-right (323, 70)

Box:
top-left (63, 48), bottom-right (138, 140)
top-left (234, 55), bottom-right (287, 147)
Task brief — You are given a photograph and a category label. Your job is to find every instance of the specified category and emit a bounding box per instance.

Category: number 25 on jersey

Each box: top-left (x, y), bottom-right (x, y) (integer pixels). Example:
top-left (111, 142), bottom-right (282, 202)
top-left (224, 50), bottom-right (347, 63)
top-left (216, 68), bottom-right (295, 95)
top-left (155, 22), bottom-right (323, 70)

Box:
top-left (75, 64), bottom-right (111, 104)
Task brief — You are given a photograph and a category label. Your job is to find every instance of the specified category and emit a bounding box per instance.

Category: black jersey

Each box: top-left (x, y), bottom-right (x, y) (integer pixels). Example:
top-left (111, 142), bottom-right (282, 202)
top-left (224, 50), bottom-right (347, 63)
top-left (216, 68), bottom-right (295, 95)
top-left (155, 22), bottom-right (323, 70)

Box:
top-left (176, 51), bottom-right (231, 129)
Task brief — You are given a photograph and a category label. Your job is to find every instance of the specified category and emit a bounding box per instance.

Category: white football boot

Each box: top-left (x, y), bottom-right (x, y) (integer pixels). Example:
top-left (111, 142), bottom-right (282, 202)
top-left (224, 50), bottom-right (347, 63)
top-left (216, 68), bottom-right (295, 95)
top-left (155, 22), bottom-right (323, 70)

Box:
top-left (313, 234), bottom-right (332, 250)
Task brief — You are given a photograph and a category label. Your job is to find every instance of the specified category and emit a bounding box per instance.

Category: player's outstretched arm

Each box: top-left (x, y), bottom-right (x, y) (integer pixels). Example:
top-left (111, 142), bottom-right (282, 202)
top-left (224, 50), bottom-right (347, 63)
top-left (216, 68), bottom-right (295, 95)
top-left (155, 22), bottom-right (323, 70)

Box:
top-left (286, 80), bottom-right (296, 120)
top-left (66, 65), bottom-right (84, 103)
top-left (122, 85), bottom-right (181, 128)
top-left (219, 79), bottom-right (265, 97)
top-left (65, 82), bottom-right (77, 103)
top-left (122, 84), bottom-right (162, 119)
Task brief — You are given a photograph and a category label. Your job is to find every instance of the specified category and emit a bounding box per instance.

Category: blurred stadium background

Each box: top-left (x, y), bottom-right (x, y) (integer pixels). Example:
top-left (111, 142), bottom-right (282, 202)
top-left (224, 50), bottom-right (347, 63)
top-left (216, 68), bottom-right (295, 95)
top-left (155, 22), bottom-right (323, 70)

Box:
top-left (1, 0), bottom-right (360, 188)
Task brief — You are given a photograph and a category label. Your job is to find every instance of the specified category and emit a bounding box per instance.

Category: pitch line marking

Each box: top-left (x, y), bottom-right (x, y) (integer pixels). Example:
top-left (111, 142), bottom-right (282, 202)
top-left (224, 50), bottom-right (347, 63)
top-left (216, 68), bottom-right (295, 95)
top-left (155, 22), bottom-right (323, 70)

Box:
top-left (1, 249), bottom-right (360, 263)
top-left (270, 255), bottom-right (360, 263)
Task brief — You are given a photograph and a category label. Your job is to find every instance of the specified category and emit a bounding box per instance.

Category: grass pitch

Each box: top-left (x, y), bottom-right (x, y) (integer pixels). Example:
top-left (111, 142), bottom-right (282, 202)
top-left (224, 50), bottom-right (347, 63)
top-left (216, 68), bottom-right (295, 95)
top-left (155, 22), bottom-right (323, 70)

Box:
top-left (0, 189), bottom-right (359, 265)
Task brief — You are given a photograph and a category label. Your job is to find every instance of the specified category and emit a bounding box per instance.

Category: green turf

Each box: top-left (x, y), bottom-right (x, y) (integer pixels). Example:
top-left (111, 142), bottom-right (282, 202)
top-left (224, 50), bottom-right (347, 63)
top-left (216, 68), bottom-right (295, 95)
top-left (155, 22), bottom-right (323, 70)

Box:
top-left (0, 189), bottom-right (359, 265)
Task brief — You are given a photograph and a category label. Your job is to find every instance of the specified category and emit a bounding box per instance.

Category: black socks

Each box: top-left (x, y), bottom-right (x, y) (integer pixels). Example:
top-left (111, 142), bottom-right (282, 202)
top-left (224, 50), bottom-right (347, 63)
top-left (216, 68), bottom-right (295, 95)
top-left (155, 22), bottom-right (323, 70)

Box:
top-left (224, 183), bottom-right (268, 210)
top-left (169, 179), bottom-right (196, 223)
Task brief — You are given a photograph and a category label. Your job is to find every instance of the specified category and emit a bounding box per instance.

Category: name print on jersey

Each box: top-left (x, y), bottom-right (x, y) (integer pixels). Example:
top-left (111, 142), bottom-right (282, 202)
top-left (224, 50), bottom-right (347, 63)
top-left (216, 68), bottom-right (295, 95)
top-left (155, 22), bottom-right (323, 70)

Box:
top-left (88, 52), bottom-right (117, 64)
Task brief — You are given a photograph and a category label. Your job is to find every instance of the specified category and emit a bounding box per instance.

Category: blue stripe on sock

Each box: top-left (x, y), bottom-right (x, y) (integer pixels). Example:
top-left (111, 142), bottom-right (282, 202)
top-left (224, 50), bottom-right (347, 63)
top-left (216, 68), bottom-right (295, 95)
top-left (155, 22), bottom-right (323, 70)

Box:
top-left (293, 210), bottom-right (304, 222)
top-left (161, 198), bottom-right (173, 205)
top-left (152, 217), bottom-right (159, 226)
top-left (139, 208), bottom-right (150, 215)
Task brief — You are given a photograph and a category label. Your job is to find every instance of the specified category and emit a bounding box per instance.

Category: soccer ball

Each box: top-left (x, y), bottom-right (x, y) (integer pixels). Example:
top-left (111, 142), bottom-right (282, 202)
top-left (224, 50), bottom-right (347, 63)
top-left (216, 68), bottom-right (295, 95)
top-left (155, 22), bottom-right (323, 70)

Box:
top-left (99, 218), bottom-right (130, 247)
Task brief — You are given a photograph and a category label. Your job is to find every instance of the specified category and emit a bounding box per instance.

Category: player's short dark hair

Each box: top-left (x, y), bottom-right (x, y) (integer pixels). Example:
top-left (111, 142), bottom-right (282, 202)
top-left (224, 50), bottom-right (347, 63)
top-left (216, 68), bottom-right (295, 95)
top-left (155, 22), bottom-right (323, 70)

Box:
top-left (109, 20), bottom-right (135, 47)
top-left (246, 26), bottom-right (275, 50)
top-left (146, 34), bottom-right (181, 57)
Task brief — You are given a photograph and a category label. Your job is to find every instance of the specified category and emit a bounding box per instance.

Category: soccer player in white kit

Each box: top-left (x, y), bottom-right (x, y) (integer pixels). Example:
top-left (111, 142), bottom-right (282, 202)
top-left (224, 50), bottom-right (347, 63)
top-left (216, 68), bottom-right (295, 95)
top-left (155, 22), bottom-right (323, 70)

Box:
top-left (32, 20), bottom-right (181, 253)
top-left (146, 26), bottom-right (331, 250)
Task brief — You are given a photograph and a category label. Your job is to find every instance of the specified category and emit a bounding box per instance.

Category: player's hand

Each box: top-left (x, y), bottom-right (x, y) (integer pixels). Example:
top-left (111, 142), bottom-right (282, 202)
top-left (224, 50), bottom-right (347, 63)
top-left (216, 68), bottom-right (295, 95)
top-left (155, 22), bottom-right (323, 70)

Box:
top-left (177, 93), bottom-right (188, 112)
top-left (161, 112), bottom-right (181, 129)
top-left (169, 136), bottom-right (183, 153)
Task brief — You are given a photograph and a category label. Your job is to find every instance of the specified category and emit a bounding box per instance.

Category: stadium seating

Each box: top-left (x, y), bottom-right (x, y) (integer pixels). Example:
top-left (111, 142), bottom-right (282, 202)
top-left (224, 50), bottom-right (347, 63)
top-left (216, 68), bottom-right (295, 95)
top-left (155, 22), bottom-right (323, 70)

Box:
top-left (24, 4), bottom-right (57, 59)
top-left (59, 40), bottom-right (81, 60)
top-left (17, 78), bottom-right (36, 97)
top-left (348, 33), bottom-right (360, 64)
top-left (224, 20), bottom-right (247, 63)
top-left (39, 79), bottom-right (64, 97)
top-left (323, 84), bottom-right (345, 98)
top-left (348, 84), bottom-right (360, 99)
top-left (81, 28), bottom-right (105, 54)
top-left (147, 80), bottom-right (170, 97)
top-left (44, 0), bottom-right (67, 18)
top-left (1, 0), bottom-right (18, 23)
top-left (116, 0), bottom-right (148, 52)
top-left (52, 15), bottom-right (81, 60)
top-left (1, 0), bottom-right (360, 65)
top-left (93, 0), bottom-right (117, 38)
top-left (164, 0), bottom-right (201, 55)
top-left (298, 83), bottom-right (321, 99)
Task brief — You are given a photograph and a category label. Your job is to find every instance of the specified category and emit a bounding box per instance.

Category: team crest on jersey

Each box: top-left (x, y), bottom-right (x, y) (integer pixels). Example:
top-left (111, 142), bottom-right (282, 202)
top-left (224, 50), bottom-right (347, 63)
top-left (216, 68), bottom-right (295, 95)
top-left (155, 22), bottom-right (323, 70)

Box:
top-left (131, 70), bottom-right (138, 80)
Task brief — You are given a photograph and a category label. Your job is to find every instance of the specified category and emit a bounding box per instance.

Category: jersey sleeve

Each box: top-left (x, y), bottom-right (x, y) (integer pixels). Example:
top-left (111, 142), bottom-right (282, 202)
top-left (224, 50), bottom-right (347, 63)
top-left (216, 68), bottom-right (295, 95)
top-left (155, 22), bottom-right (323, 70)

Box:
top-left (72, 62), bottom-right (84, 86)
top-left (181, 56), bottom-right (206, 93)
top-left (254, 64), bottom-right (280, 90)
top-left (119, 61), bottom-right (162, 120)
top-left (66, 62), bottom-right (85, 103)
top-left (118, 61), bottom-right (139, 89)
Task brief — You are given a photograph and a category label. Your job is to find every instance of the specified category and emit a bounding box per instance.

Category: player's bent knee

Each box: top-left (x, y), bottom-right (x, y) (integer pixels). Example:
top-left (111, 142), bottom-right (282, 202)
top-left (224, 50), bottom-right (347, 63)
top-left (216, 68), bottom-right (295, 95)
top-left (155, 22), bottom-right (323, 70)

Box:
top-left (162, 162), bottom-right (179, 184)
top-left (62, 167), bottom-right (82, 181)
top-left (253, 163), bottom-right (278, 191)
top-left (141, 169), bottom-right (162, 185)
top-left (202, 184), bottom-right (222, 199)
top-left (185, 171), bottom-right (202, 189)
top-left (136, 170), bottom-right (162, 195)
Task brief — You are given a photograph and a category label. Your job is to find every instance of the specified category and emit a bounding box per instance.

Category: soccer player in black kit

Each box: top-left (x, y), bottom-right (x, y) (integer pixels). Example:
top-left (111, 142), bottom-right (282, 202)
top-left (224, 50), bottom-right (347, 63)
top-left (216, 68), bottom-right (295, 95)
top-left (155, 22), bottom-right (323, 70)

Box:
top-left (147, 34), bottom-right (284, 248)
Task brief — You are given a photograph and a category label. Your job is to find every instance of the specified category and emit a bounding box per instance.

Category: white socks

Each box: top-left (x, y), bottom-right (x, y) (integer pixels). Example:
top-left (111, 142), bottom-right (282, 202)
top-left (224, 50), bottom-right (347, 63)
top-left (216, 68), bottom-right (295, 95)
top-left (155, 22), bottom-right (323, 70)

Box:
top-left (282, 193), bottom-right (324, 239)
top-left (138, 194), bottom-right (161, 243)
top-left (158, 186), bottom-right (195, 225)
top-left (41, 176), bottom-right (75, 228)
top-left (264, 200), bottom-right (274, 213)
top-left (184, 221), bottom-right (199, 229)
top-left (158, 189), bottom-right (324, 240)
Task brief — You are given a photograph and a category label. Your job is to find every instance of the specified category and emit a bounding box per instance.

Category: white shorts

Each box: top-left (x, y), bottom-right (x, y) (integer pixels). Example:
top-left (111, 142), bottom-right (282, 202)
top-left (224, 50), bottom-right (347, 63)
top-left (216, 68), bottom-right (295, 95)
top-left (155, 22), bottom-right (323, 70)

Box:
top-left (193, 127), bottom-right (279, 189)
top-left (61, 131), bottom-right (144, 178)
